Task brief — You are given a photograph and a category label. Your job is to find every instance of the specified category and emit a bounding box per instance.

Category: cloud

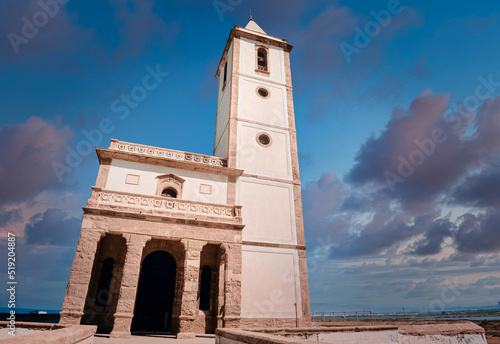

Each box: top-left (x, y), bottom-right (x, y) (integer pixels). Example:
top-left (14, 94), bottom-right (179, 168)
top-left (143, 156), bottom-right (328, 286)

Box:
top-left (454, 209), bottom-right (500, 254)
top-left (303, 91), bottom-right (500, 263)
top-left (302, 172), bottom-right (348, 228)
top-left (411, 218), bottom-right (454, 256)
top-left (378, 6), bottom-right (423, 38)
top-left (0, 0), bottom-right (95, 72)
top-left (0, 116), bottom-right (73, 208)
top-left (107, 0), bottom-right (179, 58)
top-left (0, 209), bottom-right (22, 228)
top-left (329, 211), bottom-right (448, 258)
top-left (25, 208), bottom-right (80, 246)
top-left (346, 92), bottom-right (500, 209)
top-left (451, 158), bottom-right (500, 207)
top-left (297, 4), bottom-right (358, 76)
top-left (0, 0), bottom-right (178, 73)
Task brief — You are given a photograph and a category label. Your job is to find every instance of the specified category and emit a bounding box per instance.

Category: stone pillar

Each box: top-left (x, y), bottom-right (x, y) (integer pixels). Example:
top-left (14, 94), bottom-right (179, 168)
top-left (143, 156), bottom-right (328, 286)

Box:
top-left (216, 249), bottom-right (226, 329)
top-left (109, 234), bottom-right (150, 338)
top-left (177, 239), bottom-right (205, 339)
top-left (297, 248), bottom-right (312, 327)
top-left (222, 243), bottom-right (241, 328)
top-left (60, 228), bottom-right (104, 325)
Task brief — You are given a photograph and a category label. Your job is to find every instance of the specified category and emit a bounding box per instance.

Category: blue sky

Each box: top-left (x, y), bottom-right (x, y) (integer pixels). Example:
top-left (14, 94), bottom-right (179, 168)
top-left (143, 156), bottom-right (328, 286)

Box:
top-left (1, 0), bottom-right (500, 313)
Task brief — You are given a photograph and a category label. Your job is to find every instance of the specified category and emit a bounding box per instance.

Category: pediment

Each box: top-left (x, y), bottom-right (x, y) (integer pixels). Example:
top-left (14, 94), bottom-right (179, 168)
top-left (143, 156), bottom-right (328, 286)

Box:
top-left (156, 174), bottom-right (185, 184)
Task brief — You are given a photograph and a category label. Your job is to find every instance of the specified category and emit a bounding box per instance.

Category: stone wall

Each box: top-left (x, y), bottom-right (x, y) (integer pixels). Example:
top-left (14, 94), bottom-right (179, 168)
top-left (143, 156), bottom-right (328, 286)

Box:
top-left (0, 322), bottom-right (96, 344)
top-left (216, 322), bottom-right (487, 344)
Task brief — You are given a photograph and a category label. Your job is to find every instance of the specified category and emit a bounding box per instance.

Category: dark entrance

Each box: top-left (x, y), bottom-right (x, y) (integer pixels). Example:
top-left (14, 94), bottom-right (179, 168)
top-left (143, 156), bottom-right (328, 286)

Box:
top-left (131, 250), bottom-right (176, 333)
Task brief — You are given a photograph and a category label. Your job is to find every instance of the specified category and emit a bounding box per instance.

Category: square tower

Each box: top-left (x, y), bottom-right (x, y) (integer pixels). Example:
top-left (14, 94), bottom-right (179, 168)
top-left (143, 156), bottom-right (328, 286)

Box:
top-left (215, 19), bottom-right (311, 326)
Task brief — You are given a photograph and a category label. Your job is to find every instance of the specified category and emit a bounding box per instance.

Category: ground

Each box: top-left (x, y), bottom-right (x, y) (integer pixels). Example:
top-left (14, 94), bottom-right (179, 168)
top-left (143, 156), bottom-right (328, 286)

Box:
top-left (473, 320), bottom-right (500, 344)
top-left (94, 333), bottom-right (215, 343)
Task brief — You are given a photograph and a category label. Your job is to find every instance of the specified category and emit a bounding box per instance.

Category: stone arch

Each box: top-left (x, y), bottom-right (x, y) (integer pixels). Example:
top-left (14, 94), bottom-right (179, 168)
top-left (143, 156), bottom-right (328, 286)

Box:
top-left (136, 239), bottom-right (186, 334)
top-left (255, 45), bottom-right (269, 74)
top-left (198, 243), bottom-right (223, 333)
top-left (81, 233), bottom-right (126, 333)
top-left (155, 174), bottom-right (185, 199)
top-left (132, 250), bottom-right (177, 333)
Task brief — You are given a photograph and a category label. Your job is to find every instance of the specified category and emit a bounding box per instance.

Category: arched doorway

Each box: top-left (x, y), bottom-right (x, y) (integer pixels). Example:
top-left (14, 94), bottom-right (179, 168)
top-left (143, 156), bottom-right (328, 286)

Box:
top-left (81, 234), bottom-right (126, 334)
top-left (131, 250), bottom-right (177, 333)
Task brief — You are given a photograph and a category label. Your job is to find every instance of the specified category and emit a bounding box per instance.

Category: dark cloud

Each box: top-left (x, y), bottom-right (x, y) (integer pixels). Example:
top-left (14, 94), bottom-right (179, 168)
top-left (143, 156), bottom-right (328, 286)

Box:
top-left (454, 209), bottom-right (500, 254)
top-left (405, 276), bottom-right (447, 299)
top-left (0, 0), bottom-right (95, 73)
top-left (411, 218), bottom-right (454, 256)
top-left (25, 208), bottom-right (80, 246)
top-left (303, 172), bottom-right (348, 219)
top-left (346, 93), bottom-right (500, 209)
top-left (0, 208), bottom-right (22, 228)
top-left (471, 276), bottom-right (500, 288)
top-left (451, 159), bottom-right (500, 207)
top-left (107, 0), bottom-right (179, 58)
top-left (0, 117), bottom-right (73, 208)
top-left (303, 92), bottom-right (500, 263)
top-left (339, 192), bottom-right (372, 211)
top-left (330, 212), bottom-right (437, 258)
top-left (0, 0), bottom-right (178, 73)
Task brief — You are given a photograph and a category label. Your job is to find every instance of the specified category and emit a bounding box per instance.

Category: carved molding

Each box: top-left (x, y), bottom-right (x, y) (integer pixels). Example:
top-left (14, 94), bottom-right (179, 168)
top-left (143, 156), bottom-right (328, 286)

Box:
top-left (87, 188), bottom-right (243, 225)
top-left (156, 174), bottom-right (185, 198)
top-left (109, 139), bottom-right (227, 167)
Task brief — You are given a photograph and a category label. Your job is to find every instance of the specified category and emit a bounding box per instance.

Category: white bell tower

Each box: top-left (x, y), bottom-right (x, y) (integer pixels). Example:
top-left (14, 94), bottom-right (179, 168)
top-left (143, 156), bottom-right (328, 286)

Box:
top-left (214, 19), bottom-right (311, 326)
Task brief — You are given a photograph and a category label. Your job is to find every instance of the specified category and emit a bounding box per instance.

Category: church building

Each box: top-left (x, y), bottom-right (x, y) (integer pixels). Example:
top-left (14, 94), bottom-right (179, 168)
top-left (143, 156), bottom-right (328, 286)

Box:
top-left (60, 18), bottom-right (311, 339)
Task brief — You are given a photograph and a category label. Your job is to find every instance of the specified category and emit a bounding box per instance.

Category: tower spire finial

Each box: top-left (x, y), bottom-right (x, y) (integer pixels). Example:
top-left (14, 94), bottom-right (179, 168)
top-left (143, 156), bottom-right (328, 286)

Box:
top-left (249, 9), bottom-right (253, 21)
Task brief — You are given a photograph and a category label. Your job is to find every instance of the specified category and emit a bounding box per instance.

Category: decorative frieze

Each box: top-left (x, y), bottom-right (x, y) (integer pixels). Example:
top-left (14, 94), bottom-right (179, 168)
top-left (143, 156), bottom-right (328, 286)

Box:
top-left (109, 139), bottom-right (228, 167)
top-left (87, 188), bottom-right (242, 225)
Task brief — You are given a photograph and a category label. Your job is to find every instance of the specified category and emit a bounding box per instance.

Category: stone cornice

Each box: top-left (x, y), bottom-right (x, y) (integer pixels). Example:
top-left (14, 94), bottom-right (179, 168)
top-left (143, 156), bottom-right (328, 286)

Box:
top-left (85, 187), bottom-right (244, 229)
top-left (216, 26), bottom-right (293, 78)
top-left (242, 240), bottom-right (307, 251)
top-left (96, 140), bottom-right (243, 177)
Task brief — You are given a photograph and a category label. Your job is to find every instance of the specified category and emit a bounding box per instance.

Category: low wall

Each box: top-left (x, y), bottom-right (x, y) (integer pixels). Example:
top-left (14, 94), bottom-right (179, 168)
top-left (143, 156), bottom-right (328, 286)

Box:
top-left (216, 321), bottom-right (487, 344)
top-left (0, 321), bottom-right (96, 344)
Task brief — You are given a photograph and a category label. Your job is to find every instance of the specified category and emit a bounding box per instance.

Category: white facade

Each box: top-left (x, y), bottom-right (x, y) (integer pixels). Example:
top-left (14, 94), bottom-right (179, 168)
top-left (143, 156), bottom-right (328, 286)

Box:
top-left (105, 159), bottom-right (229, 204)
top-left (213, 19), bottom-right (309, 321)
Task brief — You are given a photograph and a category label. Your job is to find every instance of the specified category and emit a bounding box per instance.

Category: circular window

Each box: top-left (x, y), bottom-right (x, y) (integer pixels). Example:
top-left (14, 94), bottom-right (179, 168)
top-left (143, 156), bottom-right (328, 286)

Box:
top-left (162, 188), bottom-right (177, 198)
top-left (256, 133), bottom-right (272, 147)
top-left (256, 87), bottom-right (270, 99)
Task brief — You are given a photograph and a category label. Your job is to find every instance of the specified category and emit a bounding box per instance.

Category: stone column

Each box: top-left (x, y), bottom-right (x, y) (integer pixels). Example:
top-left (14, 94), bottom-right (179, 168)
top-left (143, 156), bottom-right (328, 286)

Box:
top-left (177, 239), bottom-right (205, 339)
top-left (109, 234), bottom-right (150, 338)
top-left (222, 243), bottom-right (242, 328)
top-left (60, 228), bottom-right (104, 325)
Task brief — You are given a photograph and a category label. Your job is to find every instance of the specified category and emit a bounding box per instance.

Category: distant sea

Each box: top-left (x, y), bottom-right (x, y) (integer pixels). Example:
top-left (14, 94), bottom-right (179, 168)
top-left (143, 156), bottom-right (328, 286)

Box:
top-left (0, 307), bottom-right (60, 314)
top-left (438, 316), bottom-right (500, 321)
